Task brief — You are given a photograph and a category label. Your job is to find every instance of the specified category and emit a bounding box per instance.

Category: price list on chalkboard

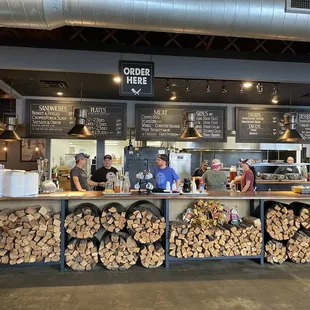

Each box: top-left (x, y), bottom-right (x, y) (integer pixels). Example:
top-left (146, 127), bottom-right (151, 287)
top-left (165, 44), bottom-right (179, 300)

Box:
top-left (194, 108), bottom-right (226, 140)
top-left (136, 105), bottom-right (226, 141)
top-left (26, 100), bottom-right (126, 139)
top-left (236, 107), bottom-right (310, 143)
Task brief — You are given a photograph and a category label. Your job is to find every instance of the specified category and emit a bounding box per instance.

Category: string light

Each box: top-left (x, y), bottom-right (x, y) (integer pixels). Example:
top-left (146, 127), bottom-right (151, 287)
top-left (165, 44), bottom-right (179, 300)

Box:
top-left (243, 82), bottom-right (253, 88)
top-left (273, 83), bottom-right (278, 96)
top-left (239, 82), bottom-right (243, 93)
top-left (222, 81), bottom-right (227, 93)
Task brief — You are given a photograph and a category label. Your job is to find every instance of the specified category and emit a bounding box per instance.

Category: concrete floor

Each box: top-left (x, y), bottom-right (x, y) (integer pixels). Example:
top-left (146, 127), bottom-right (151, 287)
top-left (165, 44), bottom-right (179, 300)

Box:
top-left (0, 261), bottom-right (309, 310)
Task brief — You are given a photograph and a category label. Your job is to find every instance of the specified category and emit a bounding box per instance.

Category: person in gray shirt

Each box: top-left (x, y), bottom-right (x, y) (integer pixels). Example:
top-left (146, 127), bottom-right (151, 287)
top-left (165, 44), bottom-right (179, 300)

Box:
top-left (274, 156), bottom-right (300, 175)
top-left (202, 159), bottom-right (227, 191)
top-left (70, 153), bottom-right (104, 191)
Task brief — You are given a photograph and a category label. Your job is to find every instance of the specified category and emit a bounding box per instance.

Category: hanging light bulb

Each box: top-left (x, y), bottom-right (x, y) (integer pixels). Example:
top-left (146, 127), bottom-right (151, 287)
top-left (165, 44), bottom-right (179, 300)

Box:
top-left (222, 81), bottom-right (227, 93)
top-left (239, 82), bottom-right (243, 93)
top-left (67, 81), bottom-right (94, 137)
top-left (3, 145), bottom-right (7, 152)
top-left (127, 128), bottom-right (134, 153)
top-left (205, 81), bottom-right (211, 93)
top-left (165, 79), bottom-right (170, 92)
top-left (0, 83), bottom-right (22, 142)
top-left (185, 80), bottom-right (190, 92)
top-left (256, 83), bottom-right (263, 94)
top-left (273, 83), bottom-right (278, 96)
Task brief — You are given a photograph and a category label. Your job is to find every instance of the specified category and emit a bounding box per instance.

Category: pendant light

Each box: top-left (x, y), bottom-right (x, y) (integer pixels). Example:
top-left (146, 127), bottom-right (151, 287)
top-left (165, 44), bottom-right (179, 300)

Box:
top-left (127, 128), bottom-right (134, 153)
top-left (278, 93), bottom-right (304, 143)
top-left (0, 83), bottom-right (22, 142)
top-left (180, 90), bottom-right (203, 139)
top-left (67, 81), bottom-right (94, 138)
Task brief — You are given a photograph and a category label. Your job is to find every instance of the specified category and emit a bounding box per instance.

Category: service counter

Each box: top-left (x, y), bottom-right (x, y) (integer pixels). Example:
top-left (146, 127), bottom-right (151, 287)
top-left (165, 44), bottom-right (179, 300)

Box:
top-left (0, 191), bottom-right (309, 270)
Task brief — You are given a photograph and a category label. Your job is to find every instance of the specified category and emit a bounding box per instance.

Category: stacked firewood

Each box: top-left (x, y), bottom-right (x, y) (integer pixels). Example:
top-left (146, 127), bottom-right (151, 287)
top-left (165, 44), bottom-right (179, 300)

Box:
top-left (299, 207), bottom-right (310, 230)
top-left (0, 206), bottom-right (61, 264)
top-left (100, 204), bottom-right (127, 233)
top-left (140, 242), bottom-right (165, 268)
top-left (266, 204), bottom-right (300, 240)
top-left (127, 208), bottom-right (166, 244)
top-left (264, 240), bottom-right (287, 264)
top-left (98, 232), bottom-right (139, 270)
top-left (287, 230), bottom-right (310, 264)
top-left (65, 238), bottom-right (99, 271)
top-left (64, 206), bottom-right (101, 239)
top-left (169, 218), bottom-right (262, 258)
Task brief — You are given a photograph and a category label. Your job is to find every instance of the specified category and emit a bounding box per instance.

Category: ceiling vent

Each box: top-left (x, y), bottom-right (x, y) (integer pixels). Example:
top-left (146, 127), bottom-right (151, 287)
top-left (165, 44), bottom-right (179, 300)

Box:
top-left (39, 80), bottom-right (69, 89)
top-left (286, 0), bottom-right (310, 13)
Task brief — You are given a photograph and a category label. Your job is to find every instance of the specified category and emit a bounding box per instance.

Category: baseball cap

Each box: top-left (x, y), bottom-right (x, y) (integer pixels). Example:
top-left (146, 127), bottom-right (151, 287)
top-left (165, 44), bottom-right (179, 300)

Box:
top-left (75, 153), bottom-right (90, 161)
top-left (157, 154), bottom-right (168, 162)
top-left (202, 160), bottom-right (208, 165)
top-left (104, 154), bottom-right (112, 160)
top-left (240, 159), bottom-right (252, 167)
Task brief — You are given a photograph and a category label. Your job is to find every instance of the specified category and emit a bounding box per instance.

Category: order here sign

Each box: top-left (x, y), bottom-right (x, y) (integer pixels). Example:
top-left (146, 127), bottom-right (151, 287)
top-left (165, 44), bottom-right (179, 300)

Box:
top-left (119, 61), bottom-right (154, 97)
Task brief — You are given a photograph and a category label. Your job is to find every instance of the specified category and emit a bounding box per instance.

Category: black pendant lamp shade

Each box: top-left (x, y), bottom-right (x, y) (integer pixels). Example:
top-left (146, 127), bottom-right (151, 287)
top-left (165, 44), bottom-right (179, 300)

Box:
top-left (180, 111), bottom-right (203, 139)
top-left (67, 108), bottom-right (94, 137)
top-left (0, 116), bottom-right (22, 142)
top-left (278, 114), bottom-right (304, 143)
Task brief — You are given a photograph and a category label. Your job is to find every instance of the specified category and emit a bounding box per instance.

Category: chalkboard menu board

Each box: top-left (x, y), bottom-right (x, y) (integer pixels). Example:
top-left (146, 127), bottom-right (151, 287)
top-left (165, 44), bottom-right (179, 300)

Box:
top-left (136, 105), bottom-right (226, 141)
top-left (26, 100), bottom-right (126, 140)
top-left (236, 107), bottom-right (310, 143)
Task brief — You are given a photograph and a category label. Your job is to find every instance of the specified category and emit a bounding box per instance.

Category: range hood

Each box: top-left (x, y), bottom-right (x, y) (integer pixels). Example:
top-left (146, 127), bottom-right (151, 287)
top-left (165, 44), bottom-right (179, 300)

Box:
top-left (67, 109), bottom-right (94, 138)
top-left (278, 114), bottom-right (304, 143)
top-left (1, 1), bottom-right (310, 42)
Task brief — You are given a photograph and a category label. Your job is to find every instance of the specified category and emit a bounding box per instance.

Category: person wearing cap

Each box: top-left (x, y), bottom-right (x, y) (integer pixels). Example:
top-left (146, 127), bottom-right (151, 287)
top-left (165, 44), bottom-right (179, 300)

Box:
top-left (70, 153), bottom-right (91, 191)
top-left (235, 159), bottom-right (256, 192)
top-left (153, 154), bottom-right (180, 189)
top-left (90, 154), bottom-right (118, 190)
top-left (202, 159), bottom-right (227, 191)
top-left (274, 156), bottom-right (299, 175)
top-left (192, 160), bottom-right (208, 177)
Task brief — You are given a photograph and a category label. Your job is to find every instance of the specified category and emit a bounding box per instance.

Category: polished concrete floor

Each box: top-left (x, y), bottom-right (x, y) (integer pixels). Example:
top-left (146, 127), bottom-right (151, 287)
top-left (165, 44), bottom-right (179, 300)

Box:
top-left (0, 261), bottom-right (309, 310)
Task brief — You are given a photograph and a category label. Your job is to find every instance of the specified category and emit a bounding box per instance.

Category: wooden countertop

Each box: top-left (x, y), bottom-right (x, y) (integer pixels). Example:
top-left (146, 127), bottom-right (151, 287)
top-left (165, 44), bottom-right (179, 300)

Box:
top-left (1, 191), bottom-right (310, 201)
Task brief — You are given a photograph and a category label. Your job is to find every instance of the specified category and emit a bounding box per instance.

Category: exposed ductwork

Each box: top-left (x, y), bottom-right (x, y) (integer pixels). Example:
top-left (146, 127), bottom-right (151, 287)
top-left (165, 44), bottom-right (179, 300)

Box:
top-left (1, 1), bottom-right (310, 42)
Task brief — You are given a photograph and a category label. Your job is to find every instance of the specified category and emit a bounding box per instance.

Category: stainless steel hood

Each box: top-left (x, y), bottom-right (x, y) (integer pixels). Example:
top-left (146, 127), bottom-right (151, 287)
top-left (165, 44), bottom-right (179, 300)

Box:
top-left (2, 1), bottom-right (310, 42)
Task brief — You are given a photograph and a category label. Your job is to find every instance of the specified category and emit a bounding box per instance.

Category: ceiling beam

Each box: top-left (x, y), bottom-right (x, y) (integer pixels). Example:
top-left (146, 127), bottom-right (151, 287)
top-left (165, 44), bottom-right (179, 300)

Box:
top-left (0, 80), bottom-right (23, 99)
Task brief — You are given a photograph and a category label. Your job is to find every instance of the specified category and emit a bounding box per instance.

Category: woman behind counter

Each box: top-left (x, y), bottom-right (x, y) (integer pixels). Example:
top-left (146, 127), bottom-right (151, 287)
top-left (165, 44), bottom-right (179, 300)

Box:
top-left (235, 159), bottom-right (256, 192)
top-left (202, 159), bottom-right (227, 191)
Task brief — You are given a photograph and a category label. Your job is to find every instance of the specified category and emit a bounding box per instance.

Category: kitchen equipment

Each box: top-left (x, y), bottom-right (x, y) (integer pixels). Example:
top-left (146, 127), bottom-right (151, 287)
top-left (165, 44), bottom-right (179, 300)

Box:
top-left (0, 169), bottom-right (11, 196)
top-left (169, 153), bottom-right (191, 181)
top-left (24, 171), bottom-right (39, 196)
top-left (274, 174), bottom-right (286, 180)
top-left (183, 178), bottom-right (191, 193)
top-left (285, 173), bottom-right (301, 180)
top-left (260, 173), bottom-right (275, 180)
top-left (3, 170), bottom-right (25, 197)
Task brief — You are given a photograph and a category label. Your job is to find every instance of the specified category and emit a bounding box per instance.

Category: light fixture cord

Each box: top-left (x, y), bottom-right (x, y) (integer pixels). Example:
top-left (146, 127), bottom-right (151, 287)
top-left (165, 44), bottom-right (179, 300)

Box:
top-left (80, 81), bottom-right (83, 104)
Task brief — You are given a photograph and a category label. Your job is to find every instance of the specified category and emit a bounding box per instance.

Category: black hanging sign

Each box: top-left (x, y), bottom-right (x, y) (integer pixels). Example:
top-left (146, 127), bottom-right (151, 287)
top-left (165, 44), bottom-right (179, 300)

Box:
top-left (119, 61), bottom-right (154, 97)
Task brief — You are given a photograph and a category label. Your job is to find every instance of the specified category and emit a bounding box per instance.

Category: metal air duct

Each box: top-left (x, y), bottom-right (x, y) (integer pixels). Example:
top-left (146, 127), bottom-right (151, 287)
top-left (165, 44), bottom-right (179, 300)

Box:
top-left (180, 111), bottom-right (203, 140)
top-left (1, 1), bottom-right (310, 42)
top-left (0, 117), bottom-right (22, 142)
top-left (67, 108), bottom-right (94, 138)
top-left (278, 113), bottom-right (304, 143)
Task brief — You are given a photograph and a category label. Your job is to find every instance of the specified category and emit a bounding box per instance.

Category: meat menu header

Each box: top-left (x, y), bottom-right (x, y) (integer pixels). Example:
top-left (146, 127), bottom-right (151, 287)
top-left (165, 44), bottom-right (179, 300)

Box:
top-left (26, 100), bottom-right (126, 140)
top-left (136, 105), bottom-right (226, 141)
top-left (236, 107), bottom-right (310, 143)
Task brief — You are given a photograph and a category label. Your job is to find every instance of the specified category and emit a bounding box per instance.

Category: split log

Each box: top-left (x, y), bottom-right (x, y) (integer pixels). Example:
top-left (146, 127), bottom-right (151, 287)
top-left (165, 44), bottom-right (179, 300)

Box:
top-left (169, 219), bottom-right (262, 258)
top-left (264, 240), bottom-right (287, 264)
top-left (299, 207), bottom-right (310, 230)
top-left (140, 242), bottom-right (165, 268)
top-left (0, 206), bottom-right (61, 264)
top-left (127, 201), bottom-right (165, 244)
top-left (242, 216), bottom-right (262, 230)
top-left (99, 232), bottom-right (139, 270)
top-left (64, 203), bottom-right (101, 239)
top-left (100, 202), bottom-right (126, 233)
top-left (265, 203), bottom-right (300, 241)
top-left (65, 238), bottom-right (99, 271)
top-left (287, 230), bottom-right (310, 264)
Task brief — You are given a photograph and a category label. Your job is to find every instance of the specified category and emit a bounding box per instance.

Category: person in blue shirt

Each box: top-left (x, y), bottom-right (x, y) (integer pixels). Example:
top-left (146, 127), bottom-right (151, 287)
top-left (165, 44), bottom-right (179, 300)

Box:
top-left (153, 154), bottom-right (180, 189)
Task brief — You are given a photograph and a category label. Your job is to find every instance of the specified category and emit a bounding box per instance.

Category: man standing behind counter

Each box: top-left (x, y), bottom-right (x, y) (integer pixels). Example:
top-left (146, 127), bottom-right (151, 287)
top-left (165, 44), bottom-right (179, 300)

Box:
top-left (153, 154), bottom-right (180, 189)
top-left (274, 156), bottom-right (300, 174)
top-left (90, 154), bottom-right (118, 190)
top-left (70, 153), bottom-right (92, 191)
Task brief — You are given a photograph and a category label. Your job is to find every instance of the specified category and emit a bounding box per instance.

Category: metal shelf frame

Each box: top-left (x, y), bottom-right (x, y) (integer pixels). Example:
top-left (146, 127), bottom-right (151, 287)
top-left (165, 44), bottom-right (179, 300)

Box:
top-left (0, 197), bottom-right (278, 271)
